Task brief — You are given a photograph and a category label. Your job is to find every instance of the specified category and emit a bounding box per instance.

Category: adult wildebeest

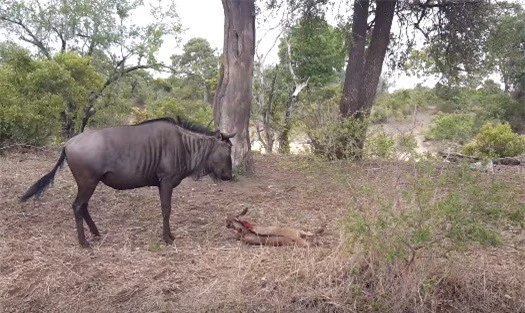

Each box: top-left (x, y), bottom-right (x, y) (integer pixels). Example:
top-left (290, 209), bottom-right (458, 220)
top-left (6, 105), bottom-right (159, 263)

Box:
top-left (19, 116), bottom-right (235, 248)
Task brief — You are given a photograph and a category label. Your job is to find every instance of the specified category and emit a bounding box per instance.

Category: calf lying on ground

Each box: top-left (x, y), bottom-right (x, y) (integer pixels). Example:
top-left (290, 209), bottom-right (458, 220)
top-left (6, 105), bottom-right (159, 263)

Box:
top-left (225, 208), bottom-right (324, 247)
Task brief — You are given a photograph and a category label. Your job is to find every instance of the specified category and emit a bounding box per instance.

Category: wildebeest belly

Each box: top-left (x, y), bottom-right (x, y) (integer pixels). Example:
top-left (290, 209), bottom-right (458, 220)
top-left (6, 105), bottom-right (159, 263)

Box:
top-left (101, 171), bottom-right (159, 190)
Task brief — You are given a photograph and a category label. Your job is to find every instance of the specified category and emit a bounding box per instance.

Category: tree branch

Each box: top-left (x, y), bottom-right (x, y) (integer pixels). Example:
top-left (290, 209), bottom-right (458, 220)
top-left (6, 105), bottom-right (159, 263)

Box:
top-left (0, 16), bottom-right (51, 59)
top-left (52, 26), bottom-right (66, 52)
top-left (79, 63), bottom-right (161, 133)
top-left (284, 33), bottom-right (298, 83)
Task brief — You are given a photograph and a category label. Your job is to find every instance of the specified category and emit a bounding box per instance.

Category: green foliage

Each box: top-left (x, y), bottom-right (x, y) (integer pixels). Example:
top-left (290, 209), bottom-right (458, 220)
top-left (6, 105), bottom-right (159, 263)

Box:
top-left (0, 49), bottom-right (104, 145)
top-left (426, 113), bottom-right (476, 144)
top-left (0, 0), bottom-right (181, 66)
top-left (433, 84), bottom-right (513, 118)
top-left (402, 2), bottom-right (499, 86)
top-left (308, 116), bottom-right (369, 160)
top-left (371, 87), bottom-right (439, 123)
top-left (278, 16), bottom-right (346, 86)
top-left (396, 133), bottom-right (419, 158)
top-left (131, 100), bottom-right (212, 127)
top-left (421, 84), bottom-right (521, 149)
top-left (345, 160), bottom-right (524, 267)
top-left (462, 122), bottom-right (525, 158)
top-left (171, 37), bottom-right (220, 103)
top-left (0, 0), bottom-right (182, 139)
top-left (363, 129), bottom-right (396, 159)
top-left (487, 7), bottom-right (525, 94)
top-left (152, 98), bottom-right (213, 126)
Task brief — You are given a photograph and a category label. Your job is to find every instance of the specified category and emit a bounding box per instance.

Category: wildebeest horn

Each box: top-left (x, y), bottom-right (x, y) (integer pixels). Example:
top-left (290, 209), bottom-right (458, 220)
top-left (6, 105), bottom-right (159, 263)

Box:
top-left (223, 132), bottom-right (236, 138)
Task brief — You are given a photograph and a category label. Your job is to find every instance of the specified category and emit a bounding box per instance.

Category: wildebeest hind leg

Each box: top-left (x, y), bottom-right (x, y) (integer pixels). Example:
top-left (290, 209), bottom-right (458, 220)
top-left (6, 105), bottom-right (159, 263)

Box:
top-left (81, 203), bottom-right (100, 237)
top-left (72, 183), bottom-right (98, 248)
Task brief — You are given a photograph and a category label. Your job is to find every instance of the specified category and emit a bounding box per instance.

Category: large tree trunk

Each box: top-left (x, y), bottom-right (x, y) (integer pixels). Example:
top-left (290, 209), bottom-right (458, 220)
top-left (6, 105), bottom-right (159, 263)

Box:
top-left (338, 0), bottom-right (397, 158)
top-left (214, 0), bottom-right (256, 171)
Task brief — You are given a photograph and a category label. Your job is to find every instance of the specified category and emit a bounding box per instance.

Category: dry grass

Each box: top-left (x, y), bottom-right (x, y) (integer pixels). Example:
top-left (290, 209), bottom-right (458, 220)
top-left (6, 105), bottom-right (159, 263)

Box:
top-left (0, 150), bottom-right (524, 312)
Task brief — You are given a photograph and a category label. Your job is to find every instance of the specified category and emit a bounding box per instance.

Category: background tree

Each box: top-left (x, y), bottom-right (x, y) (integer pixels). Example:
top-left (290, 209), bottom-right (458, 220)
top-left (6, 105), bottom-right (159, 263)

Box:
top-left (252, 63), bottom-right (288, 153)
top-left (0, 48), bottom-right (103, 146)
top-left (276, 16), bottom-right (346, 153)
top-left (487, 5), bottom-right (525, 94)
top-left (0, 0), bottom-right (181, 138)
top-left (171, 37), bottom-right (221, 105)
top-left (214, 0), bottom-right (256, 171)
top-left (335, 0), bottom-right (497, 159)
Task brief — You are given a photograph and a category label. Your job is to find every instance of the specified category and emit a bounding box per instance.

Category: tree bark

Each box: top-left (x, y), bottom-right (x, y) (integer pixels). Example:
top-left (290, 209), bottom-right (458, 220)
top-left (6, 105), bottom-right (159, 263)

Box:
top-left (360, 1), bottom-right (397, 113)
top-left (337, 0), bottom-right (397, 159)
top-left (340, 0), bottom-right (370, 118)
top-left (278, 96), bottom-right (293, 154)
top-left (214, 0), bottom-right (256, 171)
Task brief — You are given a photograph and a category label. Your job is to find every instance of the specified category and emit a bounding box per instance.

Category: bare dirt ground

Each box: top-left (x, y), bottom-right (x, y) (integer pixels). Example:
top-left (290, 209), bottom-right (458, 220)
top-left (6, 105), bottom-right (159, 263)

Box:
top-left (1, 150), bottom-right (524, 312)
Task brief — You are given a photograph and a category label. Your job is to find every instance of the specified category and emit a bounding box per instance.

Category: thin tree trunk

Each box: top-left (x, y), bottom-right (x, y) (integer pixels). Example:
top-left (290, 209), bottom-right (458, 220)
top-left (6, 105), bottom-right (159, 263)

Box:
top-left (214, 0), bottom-right (256, 172)
top-left (256, 64), bottom-right (279, 154)
top-left (60, 102), bottom-right (76, 139)
top-left (278, 95), bottom-right (293, 154)
top-left (340, 0), bottom-right (370, 118)
top-left (360, 1), bottom-right (397, 113)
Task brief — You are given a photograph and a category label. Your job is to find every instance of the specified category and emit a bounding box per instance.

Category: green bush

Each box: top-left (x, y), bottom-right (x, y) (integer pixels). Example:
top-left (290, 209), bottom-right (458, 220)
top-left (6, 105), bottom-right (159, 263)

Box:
top-left (131, 97), bottom-right (213, 127)
top-left (308, 117), bottom-right (369, 160)
top-left (0, 50), bottom-right (105, 146)
top-left (364, 129), bottom-right (396, 159)
top-left (370, 104), bottom-right (394, 123)
top-left (433, 84), bottom-right (519, 128)
top-left (462, 122), bottom-right (525, 158)
top-left (345, 160), bottom-right (525, 267)
top-left (396, 132), bottom-right (419, 160)
top-left (371, 87), bottom-right (440, 123)
top-left (426, 112), bottom-right (476, 144)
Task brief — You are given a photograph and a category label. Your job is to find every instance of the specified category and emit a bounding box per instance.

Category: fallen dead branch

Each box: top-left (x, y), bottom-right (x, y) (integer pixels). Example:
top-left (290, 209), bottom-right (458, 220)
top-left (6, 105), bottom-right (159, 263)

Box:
top-left (226, 208), bottom-right (325, 247)
top-left (438, 151), bottom-right (525, 166)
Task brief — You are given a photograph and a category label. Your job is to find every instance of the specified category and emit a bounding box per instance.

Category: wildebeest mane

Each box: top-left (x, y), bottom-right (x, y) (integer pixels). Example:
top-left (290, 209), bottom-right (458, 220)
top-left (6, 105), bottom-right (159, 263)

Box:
top-left (135, 116), bottom-right (216, 136)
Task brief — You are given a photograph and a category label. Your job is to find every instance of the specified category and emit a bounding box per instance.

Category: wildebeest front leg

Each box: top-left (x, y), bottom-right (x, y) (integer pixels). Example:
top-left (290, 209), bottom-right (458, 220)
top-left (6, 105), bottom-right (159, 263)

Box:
top-left (159, 181), bottom-right (175, 244)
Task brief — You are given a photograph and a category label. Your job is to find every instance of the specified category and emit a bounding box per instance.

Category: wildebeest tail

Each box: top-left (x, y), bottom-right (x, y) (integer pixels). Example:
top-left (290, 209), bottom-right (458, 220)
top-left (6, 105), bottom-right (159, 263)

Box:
top-left (19, 148), bottom-right (67, 202)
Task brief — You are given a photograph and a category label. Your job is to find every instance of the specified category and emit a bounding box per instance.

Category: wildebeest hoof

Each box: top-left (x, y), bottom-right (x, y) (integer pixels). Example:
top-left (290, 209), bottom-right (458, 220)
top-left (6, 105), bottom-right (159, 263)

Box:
top-left (163, 235), bottom-right (174, 245)
top-left (79, 241), bottom-right (91, 249)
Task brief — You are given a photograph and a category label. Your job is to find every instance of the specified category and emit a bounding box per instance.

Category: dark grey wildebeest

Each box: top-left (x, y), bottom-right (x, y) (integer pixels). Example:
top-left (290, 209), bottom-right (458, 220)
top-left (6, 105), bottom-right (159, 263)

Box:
top-left (20, 117), bottom-right (235, 248)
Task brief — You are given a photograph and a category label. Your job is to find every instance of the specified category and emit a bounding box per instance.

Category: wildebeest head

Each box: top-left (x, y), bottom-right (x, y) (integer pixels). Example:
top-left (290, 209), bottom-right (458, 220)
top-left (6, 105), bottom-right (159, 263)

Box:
top-left (207, 130), bottom-right (235, 181)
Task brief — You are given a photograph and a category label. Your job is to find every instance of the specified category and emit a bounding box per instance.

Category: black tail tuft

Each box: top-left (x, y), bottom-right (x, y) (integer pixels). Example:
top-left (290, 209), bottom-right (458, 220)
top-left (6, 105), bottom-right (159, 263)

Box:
top-left (19, 148), bottom-right (67, 202)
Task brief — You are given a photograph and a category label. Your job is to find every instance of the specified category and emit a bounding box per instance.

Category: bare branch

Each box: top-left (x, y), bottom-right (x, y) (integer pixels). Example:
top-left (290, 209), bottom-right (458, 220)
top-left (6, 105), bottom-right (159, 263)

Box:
top-left (0, 16), bottom-right (51, 59)
top-left (257, 27), bottom-right (284, 65)
top-left (284, 33), bottom-right (298, 83)
top-left (52, 26), bottom-right (66, 52)
top-left (292, 77), bottom-right (310, 98)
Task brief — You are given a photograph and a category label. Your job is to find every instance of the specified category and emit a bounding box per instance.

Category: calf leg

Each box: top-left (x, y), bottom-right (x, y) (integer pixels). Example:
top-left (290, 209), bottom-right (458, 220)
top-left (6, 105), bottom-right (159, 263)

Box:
top-left (72, 183), bottom-right (98, 248)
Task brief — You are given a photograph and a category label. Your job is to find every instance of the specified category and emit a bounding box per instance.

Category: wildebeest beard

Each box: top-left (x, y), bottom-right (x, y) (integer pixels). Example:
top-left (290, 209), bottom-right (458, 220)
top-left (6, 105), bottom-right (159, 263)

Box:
top-left (191, 166), bottom-right (222, 183)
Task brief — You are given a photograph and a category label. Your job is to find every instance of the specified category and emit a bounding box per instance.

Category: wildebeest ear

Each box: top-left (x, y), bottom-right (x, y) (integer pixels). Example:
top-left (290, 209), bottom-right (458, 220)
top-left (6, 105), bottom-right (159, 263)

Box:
top-left (213, 130), bottom-right (222, 139)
